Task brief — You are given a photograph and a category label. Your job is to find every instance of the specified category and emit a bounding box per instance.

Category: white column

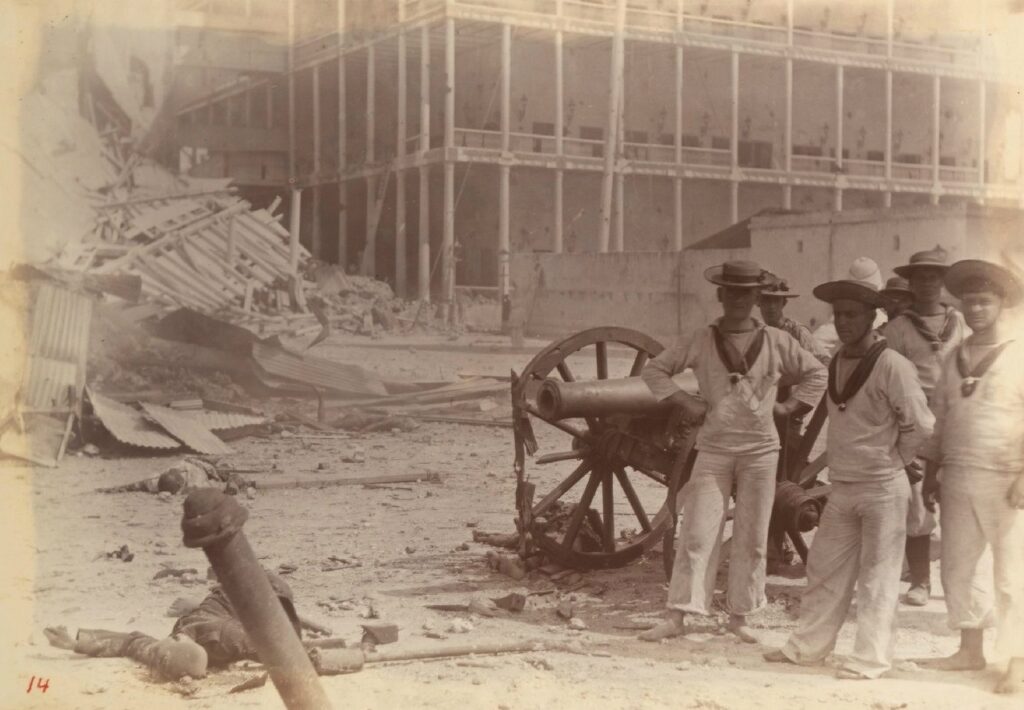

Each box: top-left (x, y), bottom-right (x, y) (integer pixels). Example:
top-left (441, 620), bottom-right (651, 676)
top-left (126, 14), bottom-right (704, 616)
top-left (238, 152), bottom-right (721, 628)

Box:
top-left (931, 73), bottom-right (940, 205)
top-left (442, 18), bottom-right (455, 302)
top-left (499, 23), bottom-right (511, 300)
top-left (730, 50), bottom-right (739, 223)
top-left (365, 44), bottom-right (377, 277)
top-left (287, 0), bottom-right (296, 183)
top-left (784, 57), bottom-right (792, 209)
top-left (419, 25), bottom-right (431, 302)
top-left (289, 188), bottom-right (302, 276)
top-left (599, 0), bottom-right (627, 252)
top-left (835, 64), bottom-right (843, 212)
top-left (554, 17), bottom-right (564, 253)
top-left (885, 69), bottom-right (893, 207)
top-left (674, 38), bottom-right (684, 251)
top-left (396, 30), bottom-right (408, 296)
top-left (978, 80), bottom-right (987, 191)
top-left (337, 26), bottom-right (347, 266)
top-left (311, 65), bottom-right (322, 257)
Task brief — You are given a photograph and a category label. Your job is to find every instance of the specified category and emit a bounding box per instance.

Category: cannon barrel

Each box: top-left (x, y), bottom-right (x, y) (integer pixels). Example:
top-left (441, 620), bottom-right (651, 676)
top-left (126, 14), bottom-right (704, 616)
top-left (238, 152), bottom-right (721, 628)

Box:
top-left (536, 373), bottom-right (696, 420)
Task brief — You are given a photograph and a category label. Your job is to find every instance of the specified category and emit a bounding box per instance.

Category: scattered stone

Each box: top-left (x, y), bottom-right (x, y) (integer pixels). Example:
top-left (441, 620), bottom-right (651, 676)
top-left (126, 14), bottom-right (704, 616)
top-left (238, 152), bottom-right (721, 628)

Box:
top-left (83, 443), bottom-right (100, 456)
top-left (526, 657), bottom-right (554, 671)
top-left (405, 546), bottom-right (417, 555)
top-left (455, 542), bottom-right (470, 551)
top-left (317, 462), bottom-right (328, 470)
top-left (245, 487), bottom-right (256, 500)
top-left (485, 551), bottom-right (526, 580)
top-left (467, 598), bottom-right (499, 618)
top-left (492, 592), bottom-right (527, 613)
top-left (895, 661), bottom-right (920, 673)
top-left (99, 544), bottom-right (134, 563)
top-left (447, 618), bottom-right (474, 634)
top-left (465, 521), bottom-right (478, 528)
top-left (676, 661), bottom-right (692, 671)
top-left (277, 563), bottom-right (298, 575)
top-left (568, 617), bottom-right (587, 631)
top-left (156, 491), bottom-right (172, 502)
top-left (360, 621), bottom-right (399, 646)
top-left (341, 448), bottom-right (366, 464)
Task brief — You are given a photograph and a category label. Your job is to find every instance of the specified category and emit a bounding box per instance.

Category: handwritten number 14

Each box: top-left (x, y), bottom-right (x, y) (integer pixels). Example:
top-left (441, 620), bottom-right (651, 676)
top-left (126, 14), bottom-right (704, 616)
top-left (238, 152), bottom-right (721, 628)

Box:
top-left (26, 676), bottom-right (50, 693)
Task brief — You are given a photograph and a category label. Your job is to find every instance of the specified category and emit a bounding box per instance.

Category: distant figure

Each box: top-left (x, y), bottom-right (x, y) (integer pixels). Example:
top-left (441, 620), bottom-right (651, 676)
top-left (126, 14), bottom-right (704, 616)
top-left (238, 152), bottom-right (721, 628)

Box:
top-left (883, 247), bottom-right (969, 607)
top-left (879, 276), bottom-right (914, 323)
top-left (919, 259), bottom-right (1024, 695)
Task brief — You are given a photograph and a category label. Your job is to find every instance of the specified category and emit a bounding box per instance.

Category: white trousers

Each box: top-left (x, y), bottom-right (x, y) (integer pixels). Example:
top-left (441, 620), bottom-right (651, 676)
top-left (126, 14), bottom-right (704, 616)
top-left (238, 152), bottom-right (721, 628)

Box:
top-left (781, 475), bottom-right (910, 678)
top-left (667, 450), bottom-right (777, 616)
top-left (940, 466), bottom-right (1024, 660)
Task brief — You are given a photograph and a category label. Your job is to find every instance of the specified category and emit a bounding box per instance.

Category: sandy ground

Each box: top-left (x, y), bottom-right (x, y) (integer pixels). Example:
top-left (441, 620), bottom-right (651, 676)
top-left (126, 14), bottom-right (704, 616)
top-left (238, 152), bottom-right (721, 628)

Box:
top-left (1, 332), bottom-right (1020, 710)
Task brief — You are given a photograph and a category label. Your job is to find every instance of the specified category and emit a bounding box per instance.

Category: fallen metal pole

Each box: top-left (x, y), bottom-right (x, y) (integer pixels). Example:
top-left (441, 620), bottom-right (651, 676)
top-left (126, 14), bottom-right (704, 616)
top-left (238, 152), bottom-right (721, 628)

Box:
top-left (312, 639), bottom-right (547, 675)
top-left (181, 490), bottom-right (332, 710)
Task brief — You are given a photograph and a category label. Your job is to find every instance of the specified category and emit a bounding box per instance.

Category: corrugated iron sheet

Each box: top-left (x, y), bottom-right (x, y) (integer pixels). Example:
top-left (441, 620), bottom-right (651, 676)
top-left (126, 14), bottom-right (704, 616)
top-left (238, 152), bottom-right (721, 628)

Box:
top-left (187, 410), bottom-right (267, 432)
top-left (139, 402), bottom-right (234, 455)
top-left (22, 284), bottom-right (93, 412)
top-left (252, 341), bottom-right (387, 397)
top-left (88, 390), bottom-right (181, 450)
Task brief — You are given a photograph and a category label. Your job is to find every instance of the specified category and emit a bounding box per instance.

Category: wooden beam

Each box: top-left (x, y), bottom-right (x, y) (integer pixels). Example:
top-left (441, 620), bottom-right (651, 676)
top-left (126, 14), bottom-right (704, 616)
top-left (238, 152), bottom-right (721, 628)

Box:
top-left (289, 188), bottom-right (302, 276)
top-left (396, 30), bottom-right (408, 297)
top-left (886, 0), bottom-right (894, 58)
top-left (598, 0), bottom-right (626, 253)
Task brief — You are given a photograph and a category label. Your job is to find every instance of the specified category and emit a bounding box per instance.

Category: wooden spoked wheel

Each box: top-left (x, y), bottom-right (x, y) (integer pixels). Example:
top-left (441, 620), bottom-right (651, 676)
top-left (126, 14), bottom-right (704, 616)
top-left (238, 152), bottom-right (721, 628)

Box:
top-left (512, 327), bottom-right (675, 570)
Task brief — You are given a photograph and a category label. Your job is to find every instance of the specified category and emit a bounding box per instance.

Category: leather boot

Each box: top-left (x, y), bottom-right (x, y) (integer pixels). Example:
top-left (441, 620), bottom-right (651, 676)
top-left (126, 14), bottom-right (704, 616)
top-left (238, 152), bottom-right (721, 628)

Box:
top-left (904, 535), bottom-right (931, 606)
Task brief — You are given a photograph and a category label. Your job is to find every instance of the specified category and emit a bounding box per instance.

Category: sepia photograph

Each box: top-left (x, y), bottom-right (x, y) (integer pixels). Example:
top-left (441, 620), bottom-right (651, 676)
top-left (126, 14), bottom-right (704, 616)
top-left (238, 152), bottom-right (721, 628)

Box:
top-left (1, 0), bottom-right (1024, 708)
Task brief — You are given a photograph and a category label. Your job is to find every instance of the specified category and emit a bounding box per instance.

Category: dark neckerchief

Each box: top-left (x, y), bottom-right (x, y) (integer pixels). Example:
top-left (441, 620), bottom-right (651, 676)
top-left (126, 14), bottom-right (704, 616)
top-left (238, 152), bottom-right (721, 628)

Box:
top-left (710, 322), bottom-right (766, 384)
top-left (956, 339), bottom-right (1014, 397)
top-left (828, 339), bottom-right (888, 411)
top-left (900, 305), bottom-right (957, 352)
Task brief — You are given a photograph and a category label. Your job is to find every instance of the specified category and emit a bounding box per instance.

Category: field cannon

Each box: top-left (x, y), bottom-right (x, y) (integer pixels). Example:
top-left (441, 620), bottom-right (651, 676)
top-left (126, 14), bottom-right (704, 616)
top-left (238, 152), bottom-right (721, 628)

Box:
top-left (511, 327), bottom-right (830, 573)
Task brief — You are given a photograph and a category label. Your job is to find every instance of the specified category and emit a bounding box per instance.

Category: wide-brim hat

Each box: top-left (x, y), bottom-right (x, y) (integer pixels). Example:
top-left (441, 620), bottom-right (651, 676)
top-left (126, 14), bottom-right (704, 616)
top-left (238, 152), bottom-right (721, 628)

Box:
top-left (894, 246), bottom-right (950, 278)
top-left (813, 280), bottom-right (888, 308)
top-left (704, 260), bottom-right (776, 289)
top-left (760, 278), bottom-right (800, 299)
top-left (879, 276), bottom-right (912, 299)
top-left (944, 259), bottom-right (1023, 307)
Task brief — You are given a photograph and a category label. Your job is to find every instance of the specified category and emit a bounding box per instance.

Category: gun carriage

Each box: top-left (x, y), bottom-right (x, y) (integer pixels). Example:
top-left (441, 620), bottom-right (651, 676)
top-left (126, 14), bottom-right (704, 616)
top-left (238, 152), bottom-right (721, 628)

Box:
top-left (511, 327), bottom-right (830, 574)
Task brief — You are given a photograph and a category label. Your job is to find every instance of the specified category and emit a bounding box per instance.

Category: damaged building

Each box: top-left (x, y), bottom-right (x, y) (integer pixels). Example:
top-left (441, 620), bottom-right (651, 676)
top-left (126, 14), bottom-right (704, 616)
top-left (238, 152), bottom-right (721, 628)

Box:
top-left (172, 0), bottom-right (1024, 310)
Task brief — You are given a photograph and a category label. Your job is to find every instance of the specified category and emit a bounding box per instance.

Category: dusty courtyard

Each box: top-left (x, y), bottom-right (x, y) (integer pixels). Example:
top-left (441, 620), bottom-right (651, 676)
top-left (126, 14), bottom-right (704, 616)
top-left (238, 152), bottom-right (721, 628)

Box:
top-left (1, 332), bottom-right (1019, 710)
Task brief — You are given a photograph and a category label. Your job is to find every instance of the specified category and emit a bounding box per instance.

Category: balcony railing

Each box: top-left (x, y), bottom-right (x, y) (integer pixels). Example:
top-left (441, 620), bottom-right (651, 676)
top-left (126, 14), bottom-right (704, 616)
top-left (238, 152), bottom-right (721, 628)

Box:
top-left (444, 127), bottom-right (1001, 188)
top-left (392, 0), bottom-right (983, 71)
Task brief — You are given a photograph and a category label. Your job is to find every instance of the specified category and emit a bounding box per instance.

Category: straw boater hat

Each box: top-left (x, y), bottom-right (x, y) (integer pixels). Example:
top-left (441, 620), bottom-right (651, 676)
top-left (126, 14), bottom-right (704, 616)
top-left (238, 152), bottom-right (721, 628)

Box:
top-left (879, 276), bottom-right (912, 299)
top-left (760, 278), bottom-right (800, 299)
top-left (944, 259), bottom-right (1023, 307)
top-left (704, 260), bottom-right (776, 288)
top-left (893, 246), bottom-right (950, 278)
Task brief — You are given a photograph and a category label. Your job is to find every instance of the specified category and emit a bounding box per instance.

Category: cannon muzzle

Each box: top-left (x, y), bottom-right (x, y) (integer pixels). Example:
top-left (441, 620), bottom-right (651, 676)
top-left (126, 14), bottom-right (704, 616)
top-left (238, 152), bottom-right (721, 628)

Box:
top-left (536, 373), bottom-right (696, 420)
